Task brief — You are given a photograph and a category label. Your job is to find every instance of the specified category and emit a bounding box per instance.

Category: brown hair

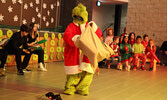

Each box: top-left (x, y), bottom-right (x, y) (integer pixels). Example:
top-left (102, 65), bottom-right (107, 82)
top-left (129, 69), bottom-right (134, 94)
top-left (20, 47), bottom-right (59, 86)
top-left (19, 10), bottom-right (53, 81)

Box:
top-left (106, 28), bottom-right (114, 37)
top-left (113, 36), bottom-right (119, 42)
top-left (148, 39), bottom-right (156, 51)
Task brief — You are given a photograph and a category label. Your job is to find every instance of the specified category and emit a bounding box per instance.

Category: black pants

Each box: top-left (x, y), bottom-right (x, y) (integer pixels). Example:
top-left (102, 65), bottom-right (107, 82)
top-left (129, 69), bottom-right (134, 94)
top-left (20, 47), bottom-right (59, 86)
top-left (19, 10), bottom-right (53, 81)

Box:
top-left (0, 49), bottom-right (31, 71)
top-left (23, 49), bottom-right (44, 69)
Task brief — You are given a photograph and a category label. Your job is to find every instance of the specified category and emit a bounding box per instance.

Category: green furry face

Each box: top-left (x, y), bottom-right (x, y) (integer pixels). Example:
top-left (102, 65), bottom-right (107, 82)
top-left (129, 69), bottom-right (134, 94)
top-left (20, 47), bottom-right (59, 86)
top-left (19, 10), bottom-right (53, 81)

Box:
top-left (72, 3), bottom-right (88, 25)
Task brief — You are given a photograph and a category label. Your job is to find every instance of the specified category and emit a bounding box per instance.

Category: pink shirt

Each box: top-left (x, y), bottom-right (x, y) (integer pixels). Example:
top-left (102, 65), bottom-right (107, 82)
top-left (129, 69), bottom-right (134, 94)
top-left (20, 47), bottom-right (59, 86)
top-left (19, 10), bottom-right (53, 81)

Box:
top-left (105, 36), bottom-right (113, 45)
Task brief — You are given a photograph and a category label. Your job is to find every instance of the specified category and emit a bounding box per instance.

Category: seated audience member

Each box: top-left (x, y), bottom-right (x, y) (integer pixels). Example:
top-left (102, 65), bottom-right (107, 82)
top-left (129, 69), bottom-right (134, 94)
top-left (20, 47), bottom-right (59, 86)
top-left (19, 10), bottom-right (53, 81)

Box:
top-left (145, 39), bottom-right (160, 71)
top-left (119, 33), bottom-right (125, 46)
top-left (159, 41), bottom-right (167, 66)
top-left (108, 36), bottom-right (121, 70)
top-left (23, 23), bottom-right (47, 71)
top-left (141, 34), bottom-right (149, 48)
top-left (128, 32), bottom-right (136, 47)
top-left (0, 24), bottom-right (31, 76)
top-left (132, 36), bottom-right (146, 71)
top-left (105, 28), bottom-right (114, 45)
top-left (119, 34), bottom-right (133, 71)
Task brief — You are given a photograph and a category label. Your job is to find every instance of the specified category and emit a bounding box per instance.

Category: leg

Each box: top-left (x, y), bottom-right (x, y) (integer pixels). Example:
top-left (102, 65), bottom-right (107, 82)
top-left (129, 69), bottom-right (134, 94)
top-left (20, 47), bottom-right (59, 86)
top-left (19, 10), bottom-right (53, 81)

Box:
top-left (0, 49), bottom-right (8, 76)
top-left (22, 52), bottom-right (32, 69)
top-left (32, 50), bottom-right (44, 63)
top-left (108, 57), bottom-right (114, 69)
top-left (139, 54), bottom-right (146, 71)
top-left (125, 61), bottom-right (130, 71)
top-left (76, 71), bottom-right (93, 95)
top-left (64, 73), bottom-right (81, 95)
top-left (31, 50), bottom-right (46, 71)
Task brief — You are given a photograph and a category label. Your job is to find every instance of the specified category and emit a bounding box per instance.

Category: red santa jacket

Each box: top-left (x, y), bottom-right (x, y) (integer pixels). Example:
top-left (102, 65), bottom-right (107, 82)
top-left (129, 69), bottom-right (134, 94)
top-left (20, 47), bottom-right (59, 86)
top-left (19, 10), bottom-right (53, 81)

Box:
top-left (63, 22), bottom-right (102, 74)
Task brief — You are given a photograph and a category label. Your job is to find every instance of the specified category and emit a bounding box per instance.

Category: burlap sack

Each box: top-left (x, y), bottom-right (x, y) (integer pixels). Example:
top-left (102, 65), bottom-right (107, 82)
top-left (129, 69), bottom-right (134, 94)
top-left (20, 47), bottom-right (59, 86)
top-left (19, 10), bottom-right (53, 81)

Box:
top-left (75, 25), bottom-right (114, 71)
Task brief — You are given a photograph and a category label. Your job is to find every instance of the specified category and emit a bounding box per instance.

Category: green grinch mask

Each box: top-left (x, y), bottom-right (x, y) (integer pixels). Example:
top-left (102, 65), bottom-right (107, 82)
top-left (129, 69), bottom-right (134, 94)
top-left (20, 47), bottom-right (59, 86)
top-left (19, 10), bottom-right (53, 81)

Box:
top-left (72, 3), bottom-right (88, 25)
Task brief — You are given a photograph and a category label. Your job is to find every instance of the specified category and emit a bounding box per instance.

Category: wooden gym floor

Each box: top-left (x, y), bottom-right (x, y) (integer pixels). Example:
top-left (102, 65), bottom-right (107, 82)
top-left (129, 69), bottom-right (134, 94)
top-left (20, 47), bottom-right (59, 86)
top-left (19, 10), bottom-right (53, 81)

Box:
top-left (0, 62), bottom-right (167, 100)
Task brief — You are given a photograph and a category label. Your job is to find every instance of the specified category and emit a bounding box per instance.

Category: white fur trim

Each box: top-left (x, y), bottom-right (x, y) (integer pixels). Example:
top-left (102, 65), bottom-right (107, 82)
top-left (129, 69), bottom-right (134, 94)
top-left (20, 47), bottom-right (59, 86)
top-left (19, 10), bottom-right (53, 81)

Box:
top-left (80, 62), bottom-right (94, 74)
top-left (73, 22), bottom-right (79, 26)
top-left (72, 35), bottom-right (80, 42)
top-left (80, 23), bottom-right (86, 32)
top-left (64, 65), bottom-right (81, 75)
top-left (88, 21), bottom-right (98, 32)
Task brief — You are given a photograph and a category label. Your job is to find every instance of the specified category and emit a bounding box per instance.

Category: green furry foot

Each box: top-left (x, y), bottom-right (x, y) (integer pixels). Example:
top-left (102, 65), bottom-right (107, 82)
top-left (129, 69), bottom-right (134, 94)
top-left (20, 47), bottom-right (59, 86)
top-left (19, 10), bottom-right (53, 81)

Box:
top-left (63, 89), bottom-right (75, 95)
top-left (76, 90), bottom-right (89, 96)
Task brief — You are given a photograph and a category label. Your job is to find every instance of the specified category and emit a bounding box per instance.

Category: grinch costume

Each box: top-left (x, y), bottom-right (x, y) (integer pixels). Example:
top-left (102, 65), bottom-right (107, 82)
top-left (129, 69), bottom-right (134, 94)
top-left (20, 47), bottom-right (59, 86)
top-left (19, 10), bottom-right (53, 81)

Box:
top-left (63, 4), bottom-right (102, 95)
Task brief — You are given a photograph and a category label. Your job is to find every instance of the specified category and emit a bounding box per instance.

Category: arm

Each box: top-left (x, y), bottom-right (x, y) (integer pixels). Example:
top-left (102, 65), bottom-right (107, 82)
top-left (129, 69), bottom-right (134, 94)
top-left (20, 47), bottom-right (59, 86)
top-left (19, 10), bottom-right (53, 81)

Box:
top-left (10, 33), bottom-right (20, 51)
top-left (63, 24), bottom-right (76, 47)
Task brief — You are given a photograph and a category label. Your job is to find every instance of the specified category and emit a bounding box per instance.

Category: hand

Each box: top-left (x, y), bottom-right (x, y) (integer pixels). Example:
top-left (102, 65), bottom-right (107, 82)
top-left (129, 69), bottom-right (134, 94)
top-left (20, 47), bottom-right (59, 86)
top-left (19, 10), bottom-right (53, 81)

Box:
top-left (124, 45), bottom-right (128, 52)
top-left (23, 49), bottom-right (30, 54)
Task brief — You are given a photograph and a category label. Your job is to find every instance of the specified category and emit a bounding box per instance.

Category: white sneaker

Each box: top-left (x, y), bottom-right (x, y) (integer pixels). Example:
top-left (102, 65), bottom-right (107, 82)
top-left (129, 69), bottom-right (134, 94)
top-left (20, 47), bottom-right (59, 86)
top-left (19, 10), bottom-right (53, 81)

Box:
top-left (38, 63), bottom-right (47, 71)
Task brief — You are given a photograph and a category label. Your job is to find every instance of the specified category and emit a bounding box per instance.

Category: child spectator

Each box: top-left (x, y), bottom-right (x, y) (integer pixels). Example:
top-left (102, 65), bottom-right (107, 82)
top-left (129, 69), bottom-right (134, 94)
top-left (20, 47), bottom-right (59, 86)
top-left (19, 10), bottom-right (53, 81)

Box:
top-left (128, 32), bottom-right (136, 47)
top-left (119, 33), bottom-right (125, 46)
top-left (132, 36), bottom-right (146, 71)
top-left (119, 34), bottom-right (133, 71)
top-left (108, 36), bottom-right (121, 70)
top-left (105, 28), bottom-right (114, 45)
top-left (145, 39), bottom-right (160, 71)
top-left (141, 34), bottom-right (149, 48)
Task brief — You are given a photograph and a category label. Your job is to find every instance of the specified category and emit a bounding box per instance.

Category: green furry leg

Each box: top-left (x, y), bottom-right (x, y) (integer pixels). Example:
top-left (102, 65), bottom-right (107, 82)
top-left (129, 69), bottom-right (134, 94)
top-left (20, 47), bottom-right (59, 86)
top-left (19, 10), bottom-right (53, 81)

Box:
top-left (64, 74), bottom-right (81, 95)
top-left (76, 71), bottom-right (93, 96)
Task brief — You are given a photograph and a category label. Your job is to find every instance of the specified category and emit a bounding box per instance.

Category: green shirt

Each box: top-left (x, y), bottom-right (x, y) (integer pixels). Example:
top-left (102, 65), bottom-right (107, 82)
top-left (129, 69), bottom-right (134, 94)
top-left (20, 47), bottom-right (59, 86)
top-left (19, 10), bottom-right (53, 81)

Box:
top-left (132, 43), bottom-right (144, 53)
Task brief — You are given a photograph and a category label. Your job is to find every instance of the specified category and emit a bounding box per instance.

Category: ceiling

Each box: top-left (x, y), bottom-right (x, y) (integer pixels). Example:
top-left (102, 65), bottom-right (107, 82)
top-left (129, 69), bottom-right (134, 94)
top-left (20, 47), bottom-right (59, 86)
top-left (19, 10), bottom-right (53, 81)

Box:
top-left (99, 0), bottom-right (128, 4)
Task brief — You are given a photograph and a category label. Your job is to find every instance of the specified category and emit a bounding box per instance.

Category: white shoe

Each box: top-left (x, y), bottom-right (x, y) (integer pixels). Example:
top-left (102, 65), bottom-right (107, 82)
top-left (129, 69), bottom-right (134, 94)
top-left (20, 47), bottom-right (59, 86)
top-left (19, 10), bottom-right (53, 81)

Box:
top-left (38, 63), bottom-right (47, 71)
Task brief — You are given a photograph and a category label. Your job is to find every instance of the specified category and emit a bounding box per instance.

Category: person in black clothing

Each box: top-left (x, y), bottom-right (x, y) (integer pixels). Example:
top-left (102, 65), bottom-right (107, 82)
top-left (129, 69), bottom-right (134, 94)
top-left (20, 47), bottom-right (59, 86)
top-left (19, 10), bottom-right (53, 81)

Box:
top-left (159, 41), bottom-right (167, 66)
top-left (0, 24), bottom-right (31, 76)
top-left (23, 23), bottom-right (47, 71)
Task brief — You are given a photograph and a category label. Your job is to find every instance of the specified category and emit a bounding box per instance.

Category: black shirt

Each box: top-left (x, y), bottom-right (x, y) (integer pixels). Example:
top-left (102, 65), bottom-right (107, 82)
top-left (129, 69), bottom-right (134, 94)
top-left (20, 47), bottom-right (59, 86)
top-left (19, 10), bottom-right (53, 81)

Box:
top-left (5, 31), bottom-right (28, 52)
top-left (27, 34), bottom-right (38, 43)
top-left (160, 41), bottom-right (167, 51)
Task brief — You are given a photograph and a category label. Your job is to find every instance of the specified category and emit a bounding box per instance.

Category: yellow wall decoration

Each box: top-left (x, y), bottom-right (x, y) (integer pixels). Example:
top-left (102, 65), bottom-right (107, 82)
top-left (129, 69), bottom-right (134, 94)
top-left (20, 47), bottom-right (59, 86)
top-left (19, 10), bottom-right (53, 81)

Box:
top-left (50, 47), bottom-right (55, 53)
top-left (0, 29), bottom-right (3, 37)
top-left (58, 33), bottom-right (62, 39)
top-left (62, 47), bottom-right (65, 52)
top-left (44, 32), bottom-right (48, 39)
top-left (57, 40), bottom-right (60, 46)
top-left (7, 30), bottom-right (13, 38)
top-left (51, 33), bottom-right (55, 39)
top-left (44, 47), bottom-right (47, 53)
top-left (50, 40), bottom-right (55, 46)
top-left (56, 46), bottom-right (62, 53)
top-left (33, 55), bottom-right (38, 61)
top-left (56, 53), bottom-right (60, 60)
top-left (6, 56), bottom-right (12, 63)
top-left (50, 53), bottom-right (53, 60)
top-left (44, 54), bottom-right (49, 61)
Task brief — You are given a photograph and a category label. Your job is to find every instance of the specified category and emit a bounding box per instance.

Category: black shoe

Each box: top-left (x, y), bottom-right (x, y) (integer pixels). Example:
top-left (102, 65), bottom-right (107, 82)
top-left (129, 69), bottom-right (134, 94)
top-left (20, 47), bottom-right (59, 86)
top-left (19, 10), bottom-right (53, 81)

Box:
top-left (149, 67), bottom-right (153, 71)
top-left (17, 70), bottom-right (24, 75)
